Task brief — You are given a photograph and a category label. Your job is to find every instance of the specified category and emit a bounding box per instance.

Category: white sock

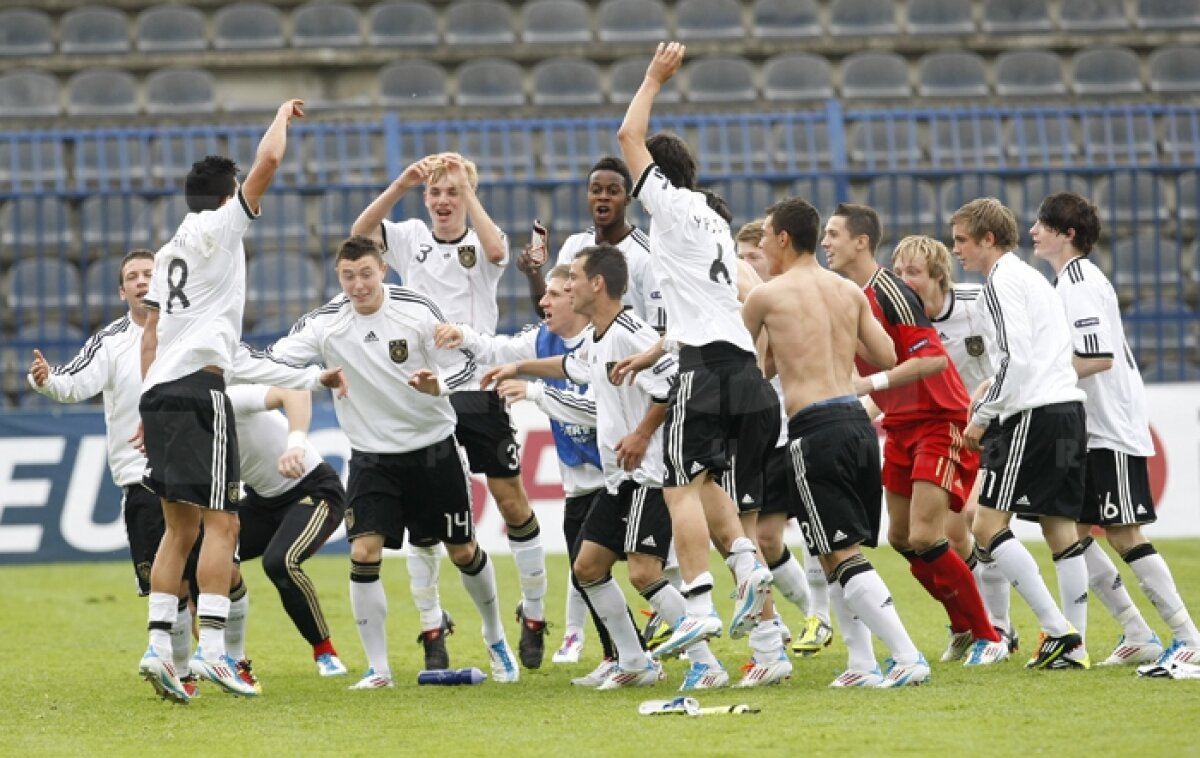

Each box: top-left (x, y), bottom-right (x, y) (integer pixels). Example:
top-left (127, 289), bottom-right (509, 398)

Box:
top-left (681, 572), bottom-right (715, 617)
top-left (407, 545), bottom-right (444, 631)
top-left (565, 573), bottom-right (587, 636)
top-left (1084, 540), bottom-right (1154, 642)
top-left (749, 616), bottom-right (784, 663)
top-left (582, 578), bottom-right (648, 670)
top-left (725, 536), bottom-right (759, 580)
top-left (349, 578), bottom-right (390, 676)
top-left (171, 603), bottom-right (192, 673)
top-left (842, 571), bottom-right (920, 666)
top-left (1128, 550), bottom-right (1200, 647)
top-left (1054, 553), bottom-right (1090, 640)
top-left (645, 581), bottom-right (718, 668)
top-left (829, 581), bottom-right (876, 672)
top-left (805, 552), bottom-right (831, 624)
top-left (196, 593), bottom-right (230, 661)
top-left (663, 562), bottom-right (682, 590)
top-left (148, 592), bottom-right (177, 660)
top-left (770, 552), bottom-right (810, 614)
top-left (990, 537), bottom-right (1071, 636)
top-left (511, 535), bottom-right (547, 622)
top-left (974, 556), bottom-right (1012, 632)
top-left (459, 552), bottom-right (504, 646)
top-left (225, 590), bottom-right (249, 661)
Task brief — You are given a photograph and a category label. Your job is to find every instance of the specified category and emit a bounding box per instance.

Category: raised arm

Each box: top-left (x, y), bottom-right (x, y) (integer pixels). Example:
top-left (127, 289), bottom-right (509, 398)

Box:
top-left (241, 99), bottom-right (305, 215)
top-left (350, 157), bottom-right (436, 246)
top-left (443, 153), bottom-right (507, 265)
top-left (27, 338), bottom-right (109, 404)
top-left (264, 387), bottom-right (313, 478)
top-left (617, 42), bottom-right (685, 181)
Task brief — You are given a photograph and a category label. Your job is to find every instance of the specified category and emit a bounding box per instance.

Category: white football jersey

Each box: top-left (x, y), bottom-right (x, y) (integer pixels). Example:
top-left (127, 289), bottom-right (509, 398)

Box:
top-left (1055, 256), bottom-right (1154, 456)
top-left (268, 286), bottom-right (475, 454)
top-left (972, 252), bottom-right (1086, 427)
top-left (143, 189), bottom-right (257, 390)
top-left (226, 384), bottom-right (324, 499)
top-left (553, 226), bottom-right (666, 332)
top-left (563, 311), bottom-right (677, 493)
top-left (29, 315), bottom-right (145, 487)
top-left (931, 284), bottom-right (999, 397)
top-left (631, 164), bottom-right (754, 353)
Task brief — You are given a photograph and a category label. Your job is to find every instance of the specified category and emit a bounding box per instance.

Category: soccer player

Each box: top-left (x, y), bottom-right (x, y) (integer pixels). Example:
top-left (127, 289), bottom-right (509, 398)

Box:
top-left (742, 196), bottom-right (931, 688)
top-left (351, 152), bottom-right (549, 669)
top-left (615, 42), bottom-right (778, 656)
top-left (952, 197), bottom-right (1091, 670)
top-left (269, 234), bottom-right (518, 688)
top-left (1031, 192), bottom-right (1200, 674)
top-left (136, 99), bottom-right (337, 702)
top-left (891, 236), bottom-right (1014, 646)
top-left (823, 204), bottom-right (1006, 666)
top-left (736, 220), bottom-right (833, 657)
top-left (521, 156), bottom-right (665, 332)
top-left (226, 383), bottom-right (349, 679)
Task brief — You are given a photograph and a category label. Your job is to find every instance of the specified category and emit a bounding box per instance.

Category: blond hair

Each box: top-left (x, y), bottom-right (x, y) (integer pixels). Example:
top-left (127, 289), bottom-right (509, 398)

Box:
top-left (892, 235), bottom-right (953, 294)
top-left (426, 152), bottom-right (479, 190)
top-left (736, 219), bottom-right (765, 246)
top-left (949, 197), bottom-right (1019, 251)
top-left (547, 264), bottom-right (571, 281)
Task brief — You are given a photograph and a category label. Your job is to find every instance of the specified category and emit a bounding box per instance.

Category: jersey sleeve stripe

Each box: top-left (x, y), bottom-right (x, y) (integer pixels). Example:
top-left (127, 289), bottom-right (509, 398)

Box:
top-left (980, 283), bottom-right (1010, 405)
top-left (237, 188), bottom-right (258, 221)
top-left (389, 287), bottom-right (448, 322)
top-left (873, 271), bottom-right (919, 326)
top-left (244, 341), bottom-right (311, 369)
top-left (544, 386), bottom-right (597, 415)
top-left (289, 297), bottom-right (346, 334)
top-left (630, 228), bottom-right (652, 252)
top-left (631, 164), bottom-right (656, 199)
top-left (52, 316), bottom-right (129, 375)
top-left (445, 349), bottom-right (477, 390)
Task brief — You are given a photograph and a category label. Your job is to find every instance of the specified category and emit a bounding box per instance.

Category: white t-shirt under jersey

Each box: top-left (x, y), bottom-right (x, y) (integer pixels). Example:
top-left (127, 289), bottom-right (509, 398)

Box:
top-left (630, 164), bottom-right (754, 353)
top-left (1055, 256), bottom-right (1154, 456)
top-left (563, 311), bottom-right (677, 493)
top-left (143, 189), bottom-right (258, 391)
top-left (226, 384), bottom-right (324, 499)
top-left (553, 226), bottom-right (666, 332)
top-left (931, 284), bottom-right (999, 398)
top-left (268, 285), bottom-right (475, 454)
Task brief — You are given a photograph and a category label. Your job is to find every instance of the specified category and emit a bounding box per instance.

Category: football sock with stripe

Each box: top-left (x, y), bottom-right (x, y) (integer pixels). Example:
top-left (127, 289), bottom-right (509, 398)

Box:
top-left (805, 551), bottom-right (832, 625)
top-left (1082, 537), bottom-right (1155, 643)
top-left (836, 555), bottom-right (920, 666)
top-left (509, 514), bottom-right (547, 622)
top-left (988, 529), bottom-right (1071, 636)
top-left (1052, 541), bottom-right (1090, 640)
top-left (829, 578), bottom-right (877, 673)
top-left (349, 559), bottom-right (390, 676)
top-left (768, 547), bottom-right (810, 615)
top-left (921, 541), bottom-right (1001, 642)
top-left (147, 591), bottom-right (177, 660)
top-left (582, 576), bottom-right (648, 670)
top-left (197, 593), bottom-right (230, 661)
top-left (407, 544), bottom-right (444, 631)
top-left (225, 579), bottom-right (249, 661)
top-left (1125, 543), bottom-right (1200, 647)
top-left (457, 547), bottom-right (505, 647)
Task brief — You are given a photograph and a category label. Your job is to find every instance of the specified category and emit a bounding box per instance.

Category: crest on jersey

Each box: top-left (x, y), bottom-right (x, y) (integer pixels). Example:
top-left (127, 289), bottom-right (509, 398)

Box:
top-left (344, 508), bottom-right (355, 529)
top-left (458, 245), bottom-right (477, 268)
top-left (227, 482), bottom-right (241, 503)
top-left (389, 339), bottom-right (408, 363)
top-left (605, 361), bottom-right (622, 385)
top-left (965, 335), bottom-right (985, 357)
top-left (136, 561), bottom-right (152, 586)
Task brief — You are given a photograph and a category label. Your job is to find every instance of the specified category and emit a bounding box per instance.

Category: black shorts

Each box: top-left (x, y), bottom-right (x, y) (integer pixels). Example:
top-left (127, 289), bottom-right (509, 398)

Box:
top-left (344, 437), bottom-right (473, 550)
top-left (123, 484), bottom-right (164, 596)
top-left (451, 390), bottom-right (522, 478)
top-left (1080, 448), bottom-right (1157, 527)
top-left (977, 402), bottom-right (1086, 521)
top-left (563, 489), bottom-right (603, 561)
top-left (579, 480), bottom-right (672, 563)
top-left (238, 463), bottom-right (347, 561)
top-left (759, 443), bottom-right (795, 518)
top-left (787, 400), bottom-right (882, 556)
top-left (662, 343), bottom-right (781, 512)
top-left (140, 369), bottom-right (241, 512)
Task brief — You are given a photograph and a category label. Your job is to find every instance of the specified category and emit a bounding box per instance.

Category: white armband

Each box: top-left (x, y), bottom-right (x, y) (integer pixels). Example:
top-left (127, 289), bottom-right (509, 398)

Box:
top-left (869, 372), bottom-right (890, 392)
top-left (286, 431), bottom-right (308, 450)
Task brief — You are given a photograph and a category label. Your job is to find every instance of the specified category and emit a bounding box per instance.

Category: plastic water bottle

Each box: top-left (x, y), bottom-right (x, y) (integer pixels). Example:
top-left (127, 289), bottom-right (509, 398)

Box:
top-left (417, 667), bottom-right (488, 686)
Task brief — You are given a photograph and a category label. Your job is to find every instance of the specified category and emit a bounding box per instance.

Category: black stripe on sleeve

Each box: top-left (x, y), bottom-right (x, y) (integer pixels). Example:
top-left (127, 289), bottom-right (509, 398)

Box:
top-left (53, 317), bottom-right (130, 376)
top-left (631, 164), bottom-right (656, 199)
top-left (237, 188), bottom-right (258, 221)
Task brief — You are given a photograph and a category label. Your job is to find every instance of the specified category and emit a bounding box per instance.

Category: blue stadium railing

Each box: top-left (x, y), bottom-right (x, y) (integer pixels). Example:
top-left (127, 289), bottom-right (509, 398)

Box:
top-left (3, 102), bottom-right (1199, 407)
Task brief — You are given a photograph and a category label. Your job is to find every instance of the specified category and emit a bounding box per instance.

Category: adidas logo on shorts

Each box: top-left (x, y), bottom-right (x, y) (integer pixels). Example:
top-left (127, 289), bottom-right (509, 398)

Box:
top-left (741, 495), bottom-right (754, 505)
top-left (690, 461), bottom-right (704, 474)
top-left (641, 536), bottom-right (657, 548)
top-left (1015, 495), bottom-right (1031, 506)
top-left (1136, 505), bottom-right (1148, 515)
top-left (833, 530), bottom-right (848, 541)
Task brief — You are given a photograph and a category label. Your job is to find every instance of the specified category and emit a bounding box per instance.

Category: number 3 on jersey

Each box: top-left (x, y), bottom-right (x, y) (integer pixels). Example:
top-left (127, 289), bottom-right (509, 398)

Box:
top-left (709, 242), bottom-right (732, 287)
top-left (166, 258), bottom-right (190, 313)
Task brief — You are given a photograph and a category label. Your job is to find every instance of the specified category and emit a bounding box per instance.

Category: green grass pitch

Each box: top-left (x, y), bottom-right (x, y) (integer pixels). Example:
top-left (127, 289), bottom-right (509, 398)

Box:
top-left (2, 541), bottom-right (1198, 756)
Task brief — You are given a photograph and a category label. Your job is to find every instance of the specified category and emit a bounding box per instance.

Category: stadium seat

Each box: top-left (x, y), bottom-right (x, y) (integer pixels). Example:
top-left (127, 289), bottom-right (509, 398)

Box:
top-left (1082, 115), bottom-right (1157, 164)
top-left (214, 3), bottom-right (285, 50)
top-left (13, 323), bottom-right (87, 368)
top-left (454, 129), bottom-right (537, 180)
top-left (841, 52), bottom-right (911, 99)
top-left (751, 0), bottom-right (821, 37)
top-left (83, 257), bottom-right (128, 325)
top-left (75, 135), bottom-right (150, 189)
top-left (610, 57), bottom-right (681, 104)
top-left (917, 51), bottom-right (989, 97)
top-left (771, 120), bottom-right (834, 170)
top-left (317, 188), bottom-right (380, 239)
top-left (0, 139), bottom-right (66, 191)
top-left (1095, 173), bottom-right (1171, 224)
top-left (1112, 235), bottom-right (1183, 291)
top-left (597, 0), bottom-right (668, 42)
top-left (145, 67), bottom-right (216, 115)
top-left (367, 1), bottom-right (437, 46)
top-left (80, 196), bottom-right (154, 256)
top-left (380, 61), bottom-right (449, 108)
top-left (1005, 114), bottom-right (1081, 163)
top-left (763, 53), bottom-right (834, 101)
top-left (522, 0), bottom-right (592, 43)
top-left (995, 50), bottom-right (1067, 97)
top-left (532, 58), bottom-right (604, 106)
top-left (1072, 47), bottom-right (1143, 95)
top-left (1177, 172), bottom-right (1199, 229)
top-left (1150, 46), bottom-right (1200, 93)
top-left (151, 132), bottom-right (223, 186)
top-left (445, 0), bottom-right (516, 44)
top-left (156, 194), bottom-right (193, 242)
top-left (5, 259), bottom-right (83, 326)
top-left (862, 177), bottom-right (938, 234)
top-left (696, 122), bottom-right (773, 174)
top-left (245, 251), bottom-right (322, 332)
top-left (60, 6), bottom-right (131, 54)
top-left (982, 0), bottom-right (1052, 31)
top-left (0, 198), bottom-right (72, 264)
top-left (541, 124), bottom-right (620, 178)
top-left (1122, 305), bottom-right (1197, 361)
top-left (476, 183), bottom-right (538, 233)
top-left (456, 58), bottom-right (525, 107)
top-left (66, 69), bottom-right (138, 116)
top-left (292, 2), bottom-right (363, 48)
top-left (549, 183), bottom-right (590, 233)
top-left (245, 192), bottom-right (310, 248)
top-left (677, 0), bottom-right (745, 40)
top-left (1161, 113), bottom-right (1200, 165)
top-left (907, 0), bottom-right (975, 34)
top-left (0, 8), bottom-right (53, 56)
top-left (136, 5), bottom-right (207, 52)
top-left (1060, 0), bottom-right (1129, 30)
top-left (1140, 358), bottom-right (1200, 382)
top-left (685, 57), bottom-right (757, 104)
top-left (929, 118), bottom-right (1005, 166)
top-left (306, 130), bottom-right (384, 185)
top-left (939, 175), bottom-right (1008, 223)
top-left (1137, 0), bottom-right (1200, 29)
top-left (830, 0), bottom-right (898, 35)
top-left (791, 176), bottom-right (844, 217)
top-left (847, 119), bottom-right (923, 167)
top-left (1018, 172), bottom-right (1093, 223)
top-left (706, 179), bottom-right (774, 227)
top-left (0, 70), bottom-right (60, 117)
